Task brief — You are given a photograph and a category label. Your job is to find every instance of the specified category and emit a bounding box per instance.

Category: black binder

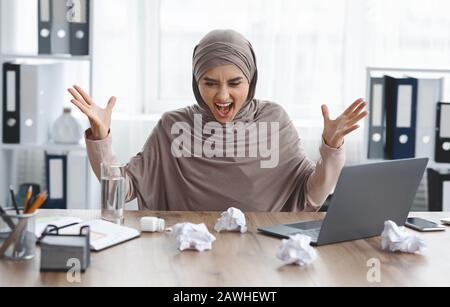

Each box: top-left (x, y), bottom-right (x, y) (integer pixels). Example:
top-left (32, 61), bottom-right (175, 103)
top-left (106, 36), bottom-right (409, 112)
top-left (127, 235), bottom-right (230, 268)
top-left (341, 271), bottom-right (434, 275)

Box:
top-left (435, 102), bottom-right (450, 163)
top-left (38, 0), bottom-right (53, 54)
top-left (44, 153), bottom-right (67, 209)
top-left (384, 76), bottom-right (418, 159)
top-left (2, 63), bottom-right (20, 144)
top-left (427, 168), bottom-right (450, 211)
top-left (68, 0), bottom-right (90, 55)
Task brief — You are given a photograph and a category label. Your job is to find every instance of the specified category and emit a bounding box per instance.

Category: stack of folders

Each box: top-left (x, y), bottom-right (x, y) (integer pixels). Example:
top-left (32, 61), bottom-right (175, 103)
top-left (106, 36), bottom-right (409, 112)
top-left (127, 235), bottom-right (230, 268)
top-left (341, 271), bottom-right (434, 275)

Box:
top-left (40, 225), bottom-right (90, 272)
top-left (38, 0), bottom-right (90, 55)
top-left (367, 75), bottom-right (449, 161)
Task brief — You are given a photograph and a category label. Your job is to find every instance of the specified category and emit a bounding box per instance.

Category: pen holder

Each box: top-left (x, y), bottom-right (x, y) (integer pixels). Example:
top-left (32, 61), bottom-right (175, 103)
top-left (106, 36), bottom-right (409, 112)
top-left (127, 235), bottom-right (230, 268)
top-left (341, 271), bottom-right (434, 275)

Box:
top-left (0, 209), bottom-right (37, 261)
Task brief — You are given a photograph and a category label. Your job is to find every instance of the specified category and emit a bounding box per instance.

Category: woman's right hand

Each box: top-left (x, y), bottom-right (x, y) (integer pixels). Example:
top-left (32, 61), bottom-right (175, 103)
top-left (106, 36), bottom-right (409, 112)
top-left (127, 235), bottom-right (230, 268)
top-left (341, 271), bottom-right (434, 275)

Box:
top-left (68, 85), bottom-right (116, 140)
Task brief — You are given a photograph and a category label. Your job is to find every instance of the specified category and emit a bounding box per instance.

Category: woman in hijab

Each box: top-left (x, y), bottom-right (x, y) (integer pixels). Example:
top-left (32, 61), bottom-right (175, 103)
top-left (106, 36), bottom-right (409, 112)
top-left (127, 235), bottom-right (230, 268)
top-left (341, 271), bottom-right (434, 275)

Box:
top-left (68, 29), bottom-right (368, 212)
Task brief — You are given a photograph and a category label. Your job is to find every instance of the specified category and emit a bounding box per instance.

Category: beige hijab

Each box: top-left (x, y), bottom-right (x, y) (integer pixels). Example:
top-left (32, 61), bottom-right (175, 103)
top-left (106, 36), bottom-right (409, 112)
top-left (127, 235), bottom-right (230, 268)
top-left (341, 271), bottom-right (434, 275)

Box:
top-left (126, 29), bottom-right (315, 212)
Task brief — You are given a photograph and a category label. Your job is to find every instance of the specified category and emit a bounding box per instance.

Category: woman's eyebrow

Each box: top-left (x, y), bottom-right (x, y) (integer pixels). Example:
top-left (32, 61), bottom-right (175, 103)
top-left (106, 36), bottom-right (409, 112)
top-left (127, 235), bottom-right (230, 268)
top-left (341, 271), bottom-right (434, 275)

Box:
top-left (203, 76), bottom-right (244, 82)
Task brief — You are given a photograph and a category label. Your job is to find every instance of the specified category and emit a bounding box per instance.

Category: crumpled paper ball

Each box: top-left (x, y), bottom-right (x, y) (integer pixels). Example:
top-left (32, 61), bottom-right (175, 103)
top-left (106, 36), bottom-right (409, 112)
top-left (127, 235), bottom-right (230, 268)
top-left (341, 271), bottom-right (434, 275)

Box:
top-left (214, 207), bottom-right (247, 233)
top-left (277, 234), bottom-right (317, 266)
top-left (381, 220), bottom-right (426, 254)
top-left (172, 223), bottom-right (216, 252)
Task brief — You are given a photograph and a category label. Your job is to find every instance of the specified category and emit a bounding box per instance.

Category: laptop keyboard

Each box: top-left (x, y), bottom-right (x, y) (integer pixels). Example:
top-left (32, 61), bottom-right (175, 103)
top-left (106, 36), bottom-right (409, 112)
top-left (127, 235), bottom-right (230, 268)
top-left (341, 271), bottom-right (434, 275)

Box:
top-left (298, 229), bottom-right (321, 239)
top-left (286, 220), bottom-right (323, 240)
top-left (287, 220), bottom-right (323, 230)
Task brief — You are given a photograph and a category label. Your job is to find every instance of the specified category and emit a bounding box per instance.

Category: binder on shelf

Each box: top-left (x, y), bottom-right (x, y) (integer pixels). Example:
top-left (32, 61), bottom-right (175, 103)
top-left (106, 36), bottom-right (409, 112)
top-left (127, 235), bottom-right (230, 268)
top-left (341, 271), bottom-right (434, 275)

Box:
top-left (68, 0), bottom-right (90, 56)
top-left (384, 76), bottom-right (418, 160)
top-left (368, 77), bottom-right (386, 159)
top-left (38, 0), bottom-right (90, 55)
top-left (51, 0), bottom-right (71, 54)
top-left (435, 102), bottom-right (450, 163)
top-left (67, 151), bottom-right (88, 209)
top-left (415, 78), bottom-right (443, 160)
top-left (2, 63), bottom-right (20, 144)
top-left (44, 153), bottom-right (67, 209)
top-left (427, 168), bottom-right (450, 211)
top-left (2, 62), bottom-right (65, 145)
top-left (38, 0), bottom-right (53, 54)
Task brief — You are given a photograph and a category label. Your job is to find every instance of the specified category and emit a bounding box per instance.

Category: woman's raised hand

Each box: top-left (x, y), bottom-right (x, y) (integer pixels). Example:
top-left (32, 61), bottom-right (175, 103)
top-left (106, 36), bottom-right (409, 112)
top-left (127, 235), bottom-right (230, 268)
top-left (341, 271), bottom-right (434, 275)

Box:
top-left (68, 85), bottom-right (116, 140)
top-left (321, 98), bottom-right (369, 148)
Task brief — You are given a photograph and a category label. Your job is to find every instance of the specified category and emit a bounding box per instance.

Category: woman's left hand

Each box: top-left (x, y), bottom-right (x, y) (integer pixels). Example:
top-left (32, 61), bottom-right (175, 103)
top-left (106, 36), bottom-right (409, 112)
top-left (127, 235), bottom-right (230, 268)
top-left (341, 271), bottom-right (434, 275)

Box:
top-left (321, 98), bottom-right (369, 148)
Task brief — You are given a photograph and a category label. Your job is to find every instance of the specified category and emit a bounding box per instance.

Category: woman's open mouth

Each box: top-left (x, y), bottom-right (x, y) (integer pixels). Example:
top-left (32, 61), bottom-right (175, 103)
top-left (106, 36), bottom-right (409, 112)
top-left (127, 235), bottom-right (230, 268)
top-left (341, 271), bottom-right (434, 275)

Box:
top-left (214, 102), bottom-right (234, 118)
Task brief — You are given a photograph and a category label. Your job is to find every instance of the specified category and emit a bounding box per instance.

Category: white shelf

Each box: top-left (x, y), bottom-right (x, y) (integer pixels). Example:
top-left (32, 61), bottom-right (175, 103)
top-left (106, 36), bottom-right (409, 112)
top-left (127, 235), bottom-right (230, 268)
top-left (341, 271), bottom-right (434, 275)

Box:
top-left (0, 142), bottom-right (86, 152)
top-left (1, 53), bottom-right (92, 61)
top-left (0, 0), bottom-right (98, 209)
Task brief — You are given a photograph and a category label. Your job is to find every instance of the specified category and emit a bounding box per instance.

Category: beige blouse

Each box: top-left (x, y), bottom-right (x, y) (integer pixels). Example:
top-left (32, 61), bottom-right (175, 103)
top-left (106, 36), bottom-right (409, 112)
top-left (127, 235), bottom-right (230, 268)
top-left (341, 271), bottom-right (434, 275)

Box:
top-left (85, 113), bottom-right (346, 212)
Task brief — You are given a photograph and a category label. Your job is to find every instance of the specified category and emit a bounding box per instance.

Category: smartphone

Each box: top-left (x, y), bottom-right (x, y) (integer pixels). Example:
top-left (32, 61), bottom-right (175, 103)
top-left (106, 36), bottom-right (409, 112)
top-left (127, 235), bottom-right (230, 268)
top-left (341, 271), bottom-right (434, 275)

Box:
top-left (405, 217), bottom-right (446, 232)
top-left (441, 217), bottom-right (450, 225)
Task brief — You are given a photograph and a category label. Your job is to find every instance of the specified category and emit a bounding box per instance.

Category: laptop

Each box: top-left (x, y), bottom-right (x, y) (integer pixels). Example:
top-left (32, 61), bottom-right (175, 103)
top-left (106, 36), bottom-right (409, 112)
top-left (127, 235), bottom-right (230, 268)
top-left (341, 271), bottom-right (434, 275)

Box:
top-left (258, 158), bottom-right (429, 246)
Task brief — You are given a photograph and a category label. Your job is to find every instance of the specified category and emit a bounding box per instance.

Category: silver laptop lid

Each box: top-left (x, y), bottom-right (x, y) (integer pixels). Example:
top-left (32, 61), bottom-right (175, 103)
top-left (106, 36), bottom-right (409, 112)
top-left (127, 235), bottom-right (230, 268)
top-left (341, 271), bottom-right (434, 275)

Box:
top-left (316, 158), bottom-right (429, 245)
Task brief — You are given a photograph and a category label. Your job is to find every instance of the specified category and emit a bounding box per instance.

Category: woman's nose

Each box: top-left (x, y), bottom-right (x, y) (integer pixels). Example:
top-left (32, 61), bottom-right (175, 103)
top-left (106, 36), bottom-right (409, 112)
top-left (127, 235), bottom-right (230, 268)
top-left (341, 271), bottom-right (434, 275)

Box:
top-left (215, 87), bottom-right (230, 102)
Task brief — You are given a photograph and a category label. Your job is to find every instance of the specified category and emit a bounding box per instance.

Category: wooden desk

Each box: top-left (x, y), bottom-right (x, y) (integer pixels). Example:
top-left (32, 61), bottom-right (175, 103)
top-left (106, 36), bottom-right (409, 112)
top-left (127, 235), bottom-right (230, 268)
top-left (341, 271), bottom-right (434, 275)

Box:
top-left (1, 210), bottom-right (450, 287)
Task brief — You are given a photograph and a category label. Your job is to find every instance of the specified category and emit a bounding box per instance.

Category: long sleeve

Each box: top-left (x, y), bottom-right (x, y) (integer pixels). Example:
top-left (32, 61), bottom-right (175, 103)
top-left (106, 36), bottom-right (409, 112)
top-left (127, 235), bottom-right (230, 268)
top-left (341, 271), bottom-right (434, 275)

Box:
top-left (84, 129), bottom-right (138, 203)
top-left (304, 139), bottom-right (346, 212)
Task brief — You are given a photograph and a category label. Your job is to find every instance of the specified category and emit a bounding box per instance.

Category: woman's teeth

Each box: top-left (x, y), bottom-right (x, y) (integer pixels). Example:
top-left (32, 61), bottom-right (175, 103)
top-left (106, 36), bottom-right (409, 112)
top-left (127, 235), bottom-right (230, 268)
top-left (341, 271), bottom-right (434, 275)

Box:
top-left (215, 102), bottom-right (234, 116)
top-left (215, 102), bottom-right (233, 108)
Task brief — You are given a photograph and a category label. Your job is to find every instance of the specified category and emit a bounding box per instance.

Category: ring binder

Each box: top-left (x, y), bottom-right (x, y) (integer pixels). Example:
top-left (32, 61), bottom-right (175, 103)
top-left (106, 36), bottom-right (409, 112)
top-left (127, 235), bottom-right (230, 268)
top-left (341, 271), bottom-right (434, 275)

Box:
top-left (435, 102), bottom-right (450, 163)
top-left (44, 153), bottom-right (67, 209)
top-left (384, 76), bottom-right (418, 160)
top-left (68, 0), bottom-right (90, 55)
top-left (38, 0), bottom-right (53, 54)
top-left (415, 78), bottom-right (443, 159)
top-left (2, 63), bottom-right (20, 144)
top-left (368, 77), bottom-right (386, 159)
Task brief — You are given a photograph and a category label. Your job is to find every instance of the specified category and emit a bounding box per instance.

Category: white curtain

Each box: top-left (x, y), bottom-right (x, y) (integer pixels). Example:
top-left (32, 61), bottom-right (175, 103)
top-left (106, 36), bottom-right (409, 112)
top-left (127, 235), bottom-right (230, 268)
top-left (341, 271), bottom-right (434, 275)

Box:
top-left (5, 0), bottom-right (450, 163)
top-left (92, 0), bottom-right (450, 164)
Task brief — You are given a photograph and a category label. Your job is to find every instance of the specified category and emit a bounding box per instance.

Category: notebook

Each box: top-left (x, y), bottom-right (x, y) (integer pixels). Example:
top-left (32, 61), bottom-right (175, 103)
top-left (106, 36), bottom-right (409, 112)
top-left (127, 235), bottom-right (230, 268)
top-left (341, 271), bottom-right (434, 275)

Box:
top-left (37, 217), bottom-right (140, 251)
top-left (58, 220), bottom-right (141, 251)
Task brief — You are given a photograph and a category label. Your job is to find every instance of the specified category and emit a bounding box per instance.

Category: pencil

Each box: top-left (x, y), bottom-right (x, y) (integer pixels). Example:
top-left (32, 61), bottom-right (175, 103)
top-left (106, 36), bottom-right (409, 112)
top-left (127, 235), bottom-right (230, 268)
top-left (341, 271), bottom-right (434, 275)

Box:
top-left (24, 186), bottom-right (33, 214)
top-left (26, 191), bottom-right (48, 214)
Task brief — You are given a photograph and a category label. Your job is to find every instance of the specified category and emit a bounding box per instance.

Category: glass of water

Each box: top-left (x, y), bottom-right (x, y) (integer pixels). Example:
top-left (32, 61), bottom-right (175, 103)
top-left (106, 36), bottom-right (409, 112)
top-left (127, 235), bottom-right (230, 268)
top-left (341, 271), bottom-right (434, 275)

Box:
top-left (101, 163), bottom-right (126, 224)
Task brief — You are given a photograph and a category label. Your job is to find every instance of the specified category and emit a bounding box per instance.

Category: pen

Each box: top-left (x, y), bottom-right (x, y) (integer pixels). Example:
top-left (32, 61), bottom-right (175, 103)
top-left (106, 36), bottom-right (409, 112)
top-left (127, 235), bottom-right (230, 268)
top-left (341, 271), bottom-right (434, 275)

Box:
top-left (0, 205), bottom-right (16, 230)
top-left (0, 219), bottom-right (27, 257)
top-left (9, 186), bottom-right (20, 215)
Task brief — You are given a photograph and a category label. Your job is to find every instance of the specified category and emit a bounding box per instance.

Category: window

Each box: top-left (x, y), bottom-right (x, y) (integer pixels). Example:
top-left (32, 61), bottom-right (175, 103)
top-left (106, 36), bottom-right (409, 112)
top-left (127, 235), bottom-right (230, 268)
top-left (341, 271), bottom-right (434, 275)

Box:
top-left (94, 0), bottom-right (450, 122)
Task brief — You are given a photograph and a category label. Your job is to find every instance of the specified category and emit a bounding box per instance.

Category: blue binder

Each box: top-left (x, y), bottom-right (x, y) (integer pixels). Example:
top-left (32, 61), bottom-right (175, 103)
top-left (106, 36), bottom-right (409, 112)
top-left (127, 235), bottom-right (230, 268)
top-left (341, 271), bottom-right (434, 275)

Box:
top-left (383, 76), bottom-right (418, 160)
top-left (44, 153), bottom-right (67, 209)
